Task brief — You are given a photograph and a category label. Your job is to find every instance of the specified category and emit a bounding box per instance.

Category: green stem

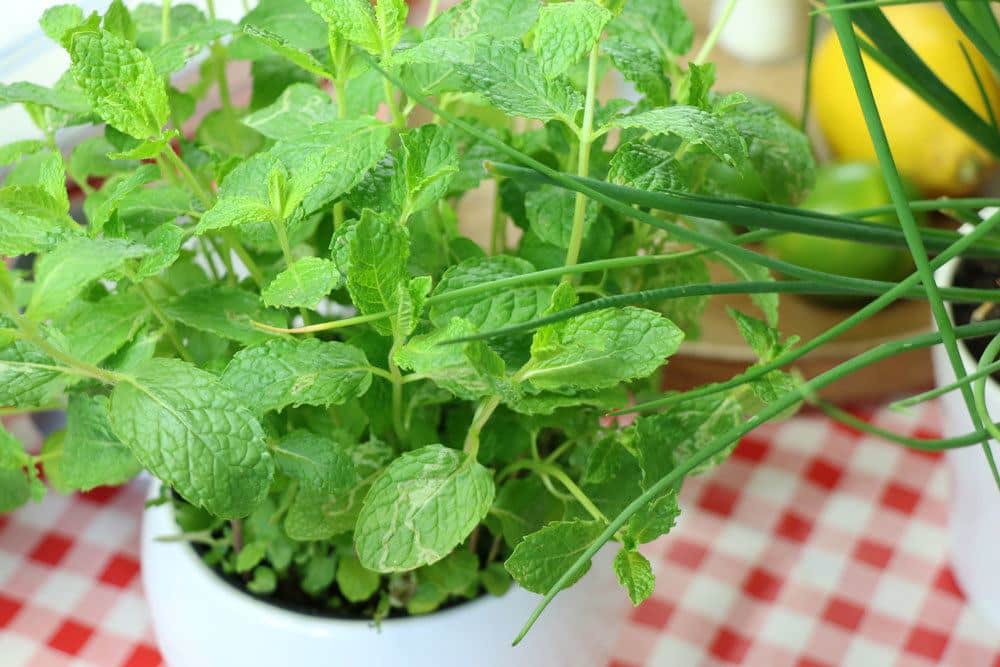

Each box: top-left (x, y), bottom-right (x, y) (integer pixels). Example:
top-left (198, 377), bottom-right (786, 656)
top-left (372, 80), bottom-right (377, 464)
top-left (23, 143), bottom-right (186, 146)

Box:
top-left (974, 334), bottom-right (1000, 443)
top-left (463, 395), bottom-right (501, 459)
top-left (827, 0), bottom-right (1000, 490)
top-left (162, 0), bottom-right (171, 43)
top-left (11, 313), bottom-right (124, 386)
top-left (501, 459), bottom-right (607, 524)
top-left (694, 0), bottom-right (738, 65)
top-left (490, 180), bottom-right (507, 255)
top-left (564, 45), bottom-right (601, 273)
top-left (388, 336), bottom-right (406, 442)
top-left (424, 0), bottom-right (442, 26)
top-left (255, 311), bottom-right (390, 335)
top-left (162, 146), bottom-right (212, 208)
top-left (221, 230), bottom-right (265, 288)
top-left (892, 358), bottom-right (1000, 411)
top-left (513, 317), bottom-right (1000, 645)
top-left (135, 281), bottom-right (194, 363)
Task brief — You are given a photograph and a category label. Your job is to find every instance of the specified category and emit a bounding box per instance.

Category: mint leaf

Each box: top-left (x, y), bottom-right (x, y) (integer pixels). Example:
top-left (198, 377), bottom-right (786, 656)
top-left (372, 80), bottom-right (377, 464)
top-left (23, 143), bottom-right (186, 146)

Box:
top-left (47, 394), bottom-right (141, 492)
top-left (395, 319), bottom-right (505, 400)
top-left (525, 185), bottom-right (599, 249)
top-left (614, 107), bottom-right (747, 167)
top-left (613, 547), bottom-right (654, 606)
top-left (494, 476), bottom-right (566, 547)
top-left (242, 84), bottom-right (337, 141)
top-left (41, 5), bottom-right (84, 43)
top-left (27, 238), bottom-right (148, 321)
top-left (66, 27), bottom-right (168, 139)
top-left (240, 0), bottom-right (329, 51)
top-left (242, 24), bottom-right (331, 79)
top-left (0, 140), bottom-right (48, 168)
top-left (633, 393), bottom-right (743, 478)
top-left (398, 125), bottom-right (459, 218)
top-left (163, 286), bottom-right (284, 345)
top-left (602, 40), bottom-right (670, 106)
top-left (375, 0), bottom-right (407, 53)
top-left (135, 223), bottom-right (186, 279)
top-left (86, 163), bottom-right (160, 234)
top-left (196, 195), bottom-right (275, 234)
top-left (626, 490), bottom-right (680, 544)
top-left (305, 0), bottom-right (381, 54)
top-left (0, 186), bottom-right (78, 256)
top-left (715, 254), bottom-right (778, 326)
top-left (150, 20), bottom-right (237, 75)
top-left (522, 308), bottom-right (684, 391)
top-left (428, 0), bottom-right (540, 40)
top-left (59, 292), bottom-right (150, 365)
top-left (355, 444), bottom-right (495, 572)
top-left (0, 341), bottom-right (64, 408)
top-left (395, 276), bottom-right (433, 338)
top-left (609, 141), bottom-right (684, 193)
top-left (261, 257), bottom-right (340, 309)
top-left (534, 1), bottom-right (611, 79)
top-left (505, 520), bottom-right (603, 593)
top-left (272, 430), bottom-right (357, 494)
top-left (68, 136), bottom-right (137, 183)
top-left (0, 81), bottom-right (91, 114)
top-left (337, 553), bottom-right (382, 602)
top-left (109, 358), bottom-right (274, 518)
top-left (608, 0), bottom-right (692, 61)
top-left (285, 438), bottom-right (392, 540)
top-left (221, 338), bottom-right (373, 414)
top-left (429, 256), bottom-right (555, 332)
top-left (346, 211), bottom-right (409, 334)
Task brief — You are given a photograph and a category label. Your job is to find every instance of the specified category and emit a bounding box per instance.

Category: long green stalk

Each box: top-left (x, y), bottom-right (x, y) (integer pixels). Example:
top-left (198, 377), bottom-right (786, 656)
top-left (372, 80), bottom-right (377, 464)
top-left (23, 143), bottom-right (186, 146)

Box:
top-left (564, 45), bottom-right (601, 271)
top-left (828, 0), bottom-right (999, 488)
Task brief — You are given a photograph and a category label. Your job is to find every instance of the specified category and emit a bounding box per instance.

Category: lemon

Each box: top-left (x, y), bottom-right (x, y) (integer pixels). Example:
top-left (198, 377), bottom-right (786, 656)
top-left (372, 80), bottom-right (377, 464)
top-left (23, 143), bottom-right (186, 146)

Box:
top-left (811, 5), bottom-right (999, 195)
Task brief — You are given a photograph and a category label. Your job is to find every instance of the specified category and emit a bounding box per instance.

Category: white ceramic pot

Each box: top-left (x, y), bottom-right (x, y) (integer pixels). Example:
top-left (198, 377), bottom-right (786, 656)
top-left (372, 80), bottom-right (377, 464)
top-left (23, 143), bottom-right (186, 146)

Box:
top-left (142, 482), bottom-right (627, 667)
top-left (932, 256), bottom-right (1000, 628)
top-left (712, 0), bottom-right (809, 64)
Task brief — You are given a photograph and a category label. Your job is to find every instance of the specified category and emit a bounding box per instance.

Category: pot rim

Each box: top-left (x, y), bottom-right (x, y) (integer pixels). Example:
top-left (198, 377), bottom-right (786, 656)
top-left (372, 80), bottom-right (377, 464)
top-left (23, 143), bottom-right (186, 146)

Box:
top-left (143, 479), bottom-right (507, 628)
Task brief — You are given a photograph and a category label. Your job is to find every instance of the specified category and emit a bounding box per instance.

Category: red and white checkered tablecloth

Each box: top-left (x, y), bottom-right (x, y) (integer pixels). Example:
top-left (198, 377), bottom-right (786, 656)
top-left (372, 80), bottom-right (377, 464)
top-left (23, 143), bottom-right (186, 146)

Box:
top-left (2, 401), bottom-right (999, 667)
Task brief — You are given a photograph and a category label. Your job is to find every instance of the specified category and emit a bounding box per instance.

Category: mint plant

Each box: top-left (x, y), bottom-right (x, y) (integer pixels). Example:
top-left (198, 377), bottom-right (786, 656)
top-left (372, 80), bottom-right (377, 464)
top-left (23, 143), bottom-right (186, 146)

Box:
top-left (7, 0), bottom-right (986, 632)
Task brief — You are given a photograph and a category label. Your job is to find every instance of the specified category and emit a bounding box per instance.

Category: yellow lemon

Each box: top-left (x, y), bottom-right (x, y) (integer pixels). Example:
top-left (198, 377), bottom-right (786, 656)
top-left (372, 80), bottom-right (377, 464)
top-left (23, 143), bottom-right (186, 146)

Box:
top-left (812, 5), bottom-right (999, 195)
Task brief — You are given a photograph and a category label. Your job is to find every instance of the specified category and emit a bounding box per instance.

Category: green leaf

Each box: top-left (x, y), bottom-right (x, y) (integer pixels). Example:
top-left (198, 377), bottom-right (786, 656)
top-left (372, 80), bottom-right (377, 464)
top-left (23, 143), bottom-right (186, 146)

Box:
top-left (398, 125), bottom-right (460, 218)
top-left (633, 392), bottom-right (743, 478)
top-left (235, 541), bottom-right (268, 573)
top-left (86, 163), bottom-right (159, 234)
top-left (284, 438), bottom-right (392, 540)
top-left (614, 107), bottom-right (747, 167)
top-left (396, 319), bottom-right (505, 401)
top-left (118, 186), bottom-right (191, 226)
top-left (240, 0), bottom-right (329, 51)
top-left (0, 140), bottom-right (48, 168)
top-left (68, 136), bottom-right (138, 183)
top-left (135, 224), bottom-right (186, 279)
top-left (494, 476), bottom-right (566, 547)
top-left (163, 286), bottom-right (284, 345)
top-left (505, 520), bottom-right (603, 593)
top-left (149, 20), bottom-right (237, 75)
top-left (375, 0), bottom-right (407, 53)
top-left (242, 84), bottom-right (337, 141)
top-left (41, 5), bottom-right (85, 43)
top-left (481, 562), bottom-right (513, 596)
top-left (0, 341), bottom-right (64, 408)
top-left (0, 186), bottom-right (78, 256)
top-left (355, 444), bottom-right (495, 572)
top-left (395, 276), bottom-right (433, 338)
top-left (221, 338), bottom-right (373, 414)
top-left (337, 553), bottom-right (381, 603)
top-left (0, 468), bottom-right (31, 512)
top-left (241, 24), bottom-right (330, 78)
top-left (66, 27), bottom-right (168, 139)
top-left (261, 257), bottom-right (340, 309)
top-left (607, 0), bottom-right (692, 61)
top-left (534, 1), bottom-right (611, 79)
top-left (301, 554), bottom-right (337, 595)
top-left (27, 238), bottom-right (148, 321)
top-left (305, 0), bottom-right (381, 54)
top-left (626, 490), bottom-right (679, 544)
top-left (429, 255), bottom-right (555, 332)
top-left (613, 547), bottom-right (655, 606)
top-left (103, 0), bottom-right (135, 41)
top-left (525, 185), bottom-right (599, 249)
top-left (46, 394), bottom-right (141, 492)
top-left (59, 292), bottom-right (150, 365)
top-left (522, 308), bottom-right (683, 391)
top-left (602, 40), bottom-right (670, 106)
top-left (0, 81), bottom-right (91, 114)
top-left (109, 358), bottom-right (274, 518)
top-left (608, 141), bottom-right (683, 193)
top-left (428, 0), bottom-right (540, 41)
top-left (346, 211), bottom-right (409, 334)
top-left (723, 99), bottom-right (816, 205)
top-left (272, 430), bottom-right (357, 494)
top-left (195, 195), bottom-right (275, 234)
top-left (0, 426), bottom-right (29, 470)
top-left (247, 566), bottom-right (277, 594)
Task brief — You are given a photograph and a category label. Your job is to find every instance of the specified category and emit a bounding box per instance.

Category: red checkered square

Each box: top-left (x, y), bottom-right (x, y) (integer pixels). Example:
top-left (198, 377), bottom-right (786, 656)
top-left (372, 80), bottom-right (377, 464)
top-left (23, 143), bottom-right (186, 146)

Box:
top-left (28, 533), bottom-right (74, 566)
top-left (630, 597), bottom-right (673, 630)
top-left (934, 567), bottom-right (964, 598)
top-left (698, 482), bottom-right (739, 517)
top-left (880, 482), bottom-right (921, 515)
top-left (79, 486), bottom-right (124, 505)
top-left (709, 627), bottom-right (751, 663)
top-left (47, 620), bottom-right (94, 656)
top-left (122, 644), bottom-right (162, 667)
top-left (853, 538), bottom-right (893, 569)
top-left (775, 511), bottom-right (813, 543)
top-left (98, 553), bottom-right (140, 588)
top-left (664, 539), bottom-right (708, 569)
top-left (904, 625), bottom-right (950, 661)
top-left (0, 593), bottom-right (22, 627)
top-left (733, 435), bottom-right (770, 463)
top-left (795, 659), bottom-right (831, 667)
top-left (822, 597), bottom-right (865, 631)
top-left (742, 567), bottom-right (782, 602)
top-left (804, 458), bottom-right (842, 490)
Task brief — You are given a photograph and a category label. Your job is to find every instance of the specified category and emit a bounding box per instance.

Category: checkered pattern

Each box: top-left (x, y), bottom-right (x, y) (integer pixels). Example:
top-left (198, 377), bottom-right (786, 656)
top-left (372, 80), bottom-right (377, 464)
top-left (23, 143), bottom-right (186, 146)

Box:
top-left (2, 403), bottom-right (1000, 666)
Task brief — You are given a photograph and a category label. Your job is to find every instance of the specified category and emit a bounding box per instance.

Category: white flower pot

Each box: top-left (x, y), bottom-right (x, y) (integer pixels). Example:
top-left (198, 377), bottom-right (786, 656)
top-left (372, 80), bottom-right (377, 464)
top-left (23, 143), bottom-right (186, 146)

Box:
top-left (141, 482), bottom-right (627, 667)
top-left (932, 256), bottom-right (1000, 628)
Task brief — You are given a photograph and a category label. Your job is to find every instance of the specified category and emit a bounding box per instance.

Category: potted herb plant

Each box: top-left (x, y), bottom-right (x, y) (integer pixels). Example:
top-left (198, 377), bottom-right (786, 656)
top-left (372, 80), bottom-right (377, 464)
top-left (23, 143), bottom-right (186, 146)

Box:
top-left (3, 0), bottom-right (1000, 664)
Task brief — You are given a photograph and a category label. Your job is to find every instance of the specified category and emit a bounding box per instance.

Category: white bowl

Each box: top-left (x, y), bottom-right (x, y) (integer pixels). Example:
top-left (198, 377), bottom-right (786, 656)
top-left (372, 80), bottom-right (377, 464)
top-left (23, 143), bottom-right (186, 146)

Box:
top-left (932, 256), bottom-right (1000, 627)
top-left (141, 481), bottom-right (627, 667)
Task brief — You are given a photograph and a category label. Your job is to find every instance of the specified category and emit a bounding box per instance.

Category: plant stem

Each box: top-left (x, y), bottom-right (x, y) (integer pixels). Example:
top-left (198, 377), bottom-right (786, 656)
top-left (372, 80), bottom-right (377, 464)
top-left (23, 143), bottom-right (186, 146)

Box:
top-left (388, 336), bottom-right (407, 442)
top-left (221, 230), bottom-right (265, 288)
top-left (424, 0), bottom-right (442, 26)
top-left (161, 0), bottom-right (172, 43)
top-left (11, 313), bottom-right (123, 386)
top-left (254, 311), bottom-right (389, 335)
top-left (501, 459), bottom-right (607, 524)
top-left (563, 45), bottom-right (601, 273)
top-left (162, 146), bottom-right (212, 208)
top-left (463, 395), bottom-right (501, 459)
top-left (135, 281), bottom-right (194, 362)
top-left (490, 181), bottom-right (507, 255)
top-left (892, 358), bottom-right (1000, 410)
top-left (694, 0), bottom-right (737, 65)
top-left (974, 333), bottom-right (1000, 443)
top-left (827, 0), bottom-right (1000, 489)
